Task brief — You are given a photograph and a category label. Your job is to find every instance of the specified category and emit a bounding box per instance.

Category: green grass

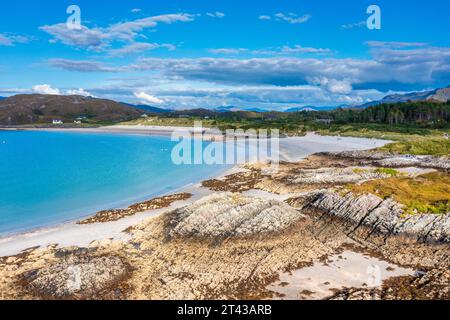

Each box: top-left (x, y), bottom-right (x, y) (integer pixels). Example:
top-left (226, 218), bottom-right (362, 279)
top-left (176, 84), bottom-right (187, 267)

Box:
top-left (348, 172), bottom-right (450, 215)
top-left (378, 137), bottom-right (450, 156)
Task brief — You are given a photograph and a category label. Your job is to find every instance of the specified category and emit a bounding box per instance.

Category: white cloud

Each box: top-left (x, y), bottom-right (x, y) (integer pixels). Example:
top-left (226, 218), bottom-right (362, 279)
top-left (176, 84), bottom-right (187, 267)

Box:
top-left (273, 13), bottom-right (312, 24)
top-left (131, 9), bottom-right (141, 13)
top-left (281, 45), bottom-right (332, 54)
top-left (258, 15), bottom-right (271, 20)
top-left (0, 88), bottom-right (30, 95)
top-left (66, 88), bottom-right (95, 97)
top-left (49, 59), bottom-right (121, 73)
top-left (208, 45), bottom-right (332, 56)
top-left (365, 41), bottom-right (428, 49)
top-left (209, 48), bottom-right (248, 54)
top-left (341, 21), bottom-right (366, 29)
top-left (0, 33), bottom-right (30, 46)
top-left (327, 80), bottom-right (353, 94)
top-left (40, 13), bottom-right (195, 51)
top-left (32, 84), bottom-right (61, 95)
top-left (108, 42), bottom-right (176, 57)
top-left (48, 42), bottom-right (450, 109)
top-left (108, 13), bottom-right (194, 41)
top-left (306, 77), bottom-right (353, 94)
top-left (206, 12), bottom-right (225, 18)
top-left (134, 91), bottom-right (164, 104)
top-left (127, 43), bottom-right (450, 89)
top-left (94, 80), bottom-right (383, 110)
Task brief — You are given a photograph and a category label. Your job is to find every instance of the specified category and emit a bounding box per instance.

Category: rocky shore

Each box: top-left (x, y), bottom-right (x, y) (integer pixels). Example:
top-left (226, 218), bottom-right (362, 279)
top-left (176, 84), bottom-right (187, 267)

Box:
top-left (0, 151), bottom-right (448, 300)
top-left (78, 193), bottom-right (192, 224)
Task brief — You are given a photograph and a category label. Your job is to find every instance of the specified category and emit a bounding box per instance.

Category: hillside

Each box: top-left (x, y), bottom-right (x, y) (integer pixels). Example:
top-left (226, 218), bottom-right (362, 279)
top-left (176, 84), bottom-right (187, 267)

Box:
top-left (0, 94), bottom-right (144, 125)
top-left (121, 103), bottom-right (170, 114)
top-left (356, 86), bottom-right (450, 109)
top-left (429, 86), bottom-right (450, 102)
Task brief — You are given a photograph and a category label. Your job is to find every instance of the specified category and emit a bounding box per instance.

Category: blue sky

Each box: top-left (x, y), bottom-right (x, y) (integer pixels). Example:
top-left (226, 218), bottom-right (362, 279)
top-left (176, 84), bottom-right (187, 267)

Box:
top-left (1, 0), bottom-right (450, 110)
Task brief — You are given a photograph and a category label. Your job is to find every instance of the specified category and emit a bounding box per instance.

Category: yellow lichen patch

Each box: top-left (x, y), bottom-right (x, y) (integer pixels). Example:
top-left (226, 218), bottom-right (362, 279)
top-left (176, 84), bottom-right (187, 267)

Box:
top-left (347, 172), bottom-right (450, 215)
top-left (374, 168), bottom-right (401, 177)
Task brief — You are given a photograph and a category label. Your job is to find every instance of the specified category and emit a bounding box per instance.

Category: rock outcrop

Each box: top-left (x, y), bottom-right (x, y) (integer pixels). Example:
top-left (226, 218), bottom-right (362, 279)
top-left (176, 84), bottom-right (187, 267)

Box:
top-left (78, 193), bottom-right (192, 224)
top-left (291, 190), bottom-right (450, 243)
top-left (22, 251), bottom-right (129, 299)
top-left (286, 167), bottom-right (386, 185)
top-left (166, 193), bottom-right (305, 239)
top-left (325, 151), bottom-right (450, 170)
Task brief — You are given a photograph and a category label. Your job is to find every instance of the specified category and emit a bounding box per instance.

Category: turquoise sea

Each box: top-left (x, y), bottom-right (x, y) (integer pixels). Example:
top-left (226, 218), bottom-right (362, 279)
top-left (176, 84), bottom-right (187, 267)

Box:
top-left (0, 130), bottom-right (228, 235)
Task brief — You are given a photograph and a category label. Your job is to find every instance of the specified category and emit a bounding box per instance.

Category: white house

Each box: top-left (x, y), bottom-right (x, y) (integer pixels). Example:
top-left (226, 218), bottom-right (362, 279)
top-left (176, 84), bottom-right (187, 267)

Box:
top-left (52, 120), bottom-right (63, 125)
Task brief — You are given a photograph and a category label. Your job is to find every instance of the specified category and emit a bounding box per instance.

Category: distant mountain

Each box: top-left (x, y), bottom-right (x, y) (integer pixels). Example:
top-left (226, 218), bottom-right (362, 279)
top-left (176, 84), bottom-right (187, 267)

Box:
top-left (429, 86), bottom-right (450, 102)
top-left (215, 106), bottom-right (268, 113)
top-left (355, 85), bottom-right (450, 109)
top-left (284, 106), bottom-right (340, 112)
top-left (122, 103), bottom-right (170, 114)
top-left (0, 94), bottom-right (144, 125)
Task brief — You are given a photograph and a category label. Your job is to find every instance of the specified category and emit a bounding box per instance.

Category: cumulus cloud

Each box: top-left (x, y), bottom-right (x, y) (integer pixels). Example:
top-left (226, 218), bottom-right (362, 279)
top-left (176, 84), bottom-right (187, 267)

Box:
top-left (51, 43), bottom-right (450, 88)
top-left (66, 88), bottom-right (95, 97)
top-left (47, 42), bottom-right (450, 109)
top-left (131, 8), bottom-right (141, 13)
top-left (306, 77), bottom-right (353, 94)
top-left (258, 15), bottom-right (271, 20)
top-left (128, 42), bottom-right (450, 88)
top-left (32, 84), bottom-right (61, 95)
top-left (40, 13), bottom-right (194, 51)
top-left (128, 57), bottom-right (373, 86)
top-left (326, 80), bottom-right (353, 94)
top-left (107, 13), bottom-right (194, 42)
top-left (93, 81), bottom-right (382, 110)
top-left (134, 91), bottom-right (164, 104)
top-left (40, 24), bottom-right (108, 50)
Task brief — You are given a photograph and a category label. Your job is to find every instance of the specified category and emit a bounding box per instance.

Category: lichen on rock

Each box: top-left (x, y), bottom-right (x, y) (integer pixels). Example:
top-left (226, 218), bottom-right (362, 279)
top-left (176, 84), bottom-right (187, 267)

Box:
top-left (166, 193), bottom-right (305, 239)
top-left (21, 251), bottom-right (129, 299)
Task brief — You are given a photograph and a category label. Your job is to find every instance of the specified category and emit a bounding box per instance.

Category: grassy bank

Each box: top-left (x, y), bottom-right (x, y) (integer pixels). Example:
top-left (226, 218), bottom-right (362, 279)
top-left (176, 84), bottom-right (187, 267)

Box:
top-left (348, 172), bottom-right (450, 215)
top-left (314, 124), bottom-right (450, 156)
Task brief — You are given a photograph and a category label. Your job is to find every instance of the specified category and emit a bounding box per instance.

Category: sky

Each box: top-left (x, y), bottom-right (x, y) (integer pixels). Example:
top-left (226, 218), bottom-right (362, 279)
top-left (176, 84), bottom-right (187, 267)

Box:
top-left (0, 0), bottom-right (450, 110)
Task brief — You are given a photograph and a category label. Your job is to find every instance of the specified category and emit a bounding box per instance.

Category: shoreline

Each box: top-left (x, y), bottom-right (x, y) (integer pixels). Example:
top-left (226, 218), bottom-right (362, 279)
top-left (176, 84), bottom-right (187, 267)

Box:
top-left (0, 165), bottom-right (242, 257)
top-left (0, 130), bottom-right (390, 257)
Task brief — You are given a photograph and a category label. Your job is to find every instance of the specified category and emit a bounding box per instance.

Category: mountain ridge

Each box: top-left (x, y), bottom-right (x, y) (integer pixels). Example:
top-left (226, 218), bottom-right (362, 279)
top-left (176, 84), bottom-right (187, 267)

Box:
top-left (0, 94), bottom-right (143, 125)
top-left (354, 86), bottom-right (450, 109)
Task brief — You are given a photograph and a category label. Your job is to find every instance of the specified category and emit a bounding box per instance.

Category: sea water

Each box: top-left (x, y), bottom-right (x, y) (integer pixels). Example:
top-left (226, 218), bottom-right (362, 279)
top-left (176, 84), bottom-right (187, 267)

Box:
top-left (0, 130), bottom-right (228, 235)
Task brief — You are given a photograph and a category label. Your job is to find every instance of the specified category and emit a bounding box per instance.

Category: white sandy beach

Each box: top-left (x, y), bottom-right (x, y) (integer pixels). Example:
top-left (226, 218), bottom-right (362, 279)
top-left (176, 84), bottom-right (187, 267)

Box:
top-left (0, 130), bottom-right (390, 257)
